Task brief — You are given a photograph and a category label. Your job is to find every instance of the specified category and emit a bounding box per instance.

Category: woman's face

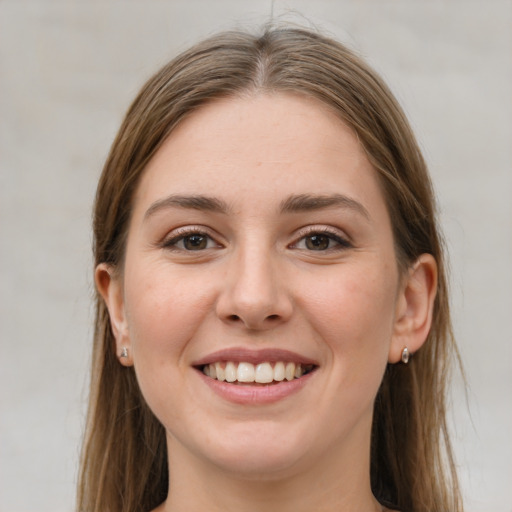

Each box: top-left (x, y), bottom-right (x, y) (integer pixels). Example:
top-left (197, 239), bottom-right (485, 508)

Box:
top-left (102, 93), bottom-right (412, 479)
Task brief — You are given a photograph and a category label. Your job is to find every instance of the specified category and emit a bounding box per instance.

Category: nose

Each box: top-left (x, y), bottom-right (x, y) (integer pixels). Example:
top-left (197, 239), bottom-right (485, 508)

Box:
top-left (215, 244), bottom-right (293, 331)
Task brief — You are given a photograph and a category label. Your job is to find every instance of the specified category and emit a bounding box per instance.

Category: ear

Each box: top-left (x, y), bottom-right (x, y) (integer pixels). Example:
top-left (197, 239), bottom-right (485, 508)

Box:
top-left (389, 254), bottom-right (438, 363)
top-left (95, 263), bottom-right (133, 367)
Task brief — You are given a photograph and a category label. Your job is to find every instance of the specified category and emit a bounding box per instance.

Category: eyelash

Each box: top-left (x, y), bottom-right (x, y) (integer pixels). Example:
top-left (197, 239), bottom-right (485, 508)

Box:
top-left (161, 226), bottom-right (352, 253)
top-left (290, 227), bottom-right (352, 252)
top-left (161, 227), bottom-right (220, 252)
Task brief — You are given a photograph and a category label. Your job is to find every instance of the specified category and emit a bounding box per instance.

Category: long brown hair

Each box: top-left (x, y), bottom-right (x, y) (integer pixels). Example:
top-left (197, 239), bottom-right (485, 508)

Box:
top-left (78, 27), bottom-right (463, 512)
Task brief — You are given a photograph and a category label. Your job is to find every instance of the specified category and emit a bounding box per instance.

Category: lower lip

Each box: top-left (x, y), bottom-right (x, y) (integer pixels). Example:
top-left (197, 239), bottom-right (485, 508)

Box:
top-left (196, 370), bottom-right (316, 405)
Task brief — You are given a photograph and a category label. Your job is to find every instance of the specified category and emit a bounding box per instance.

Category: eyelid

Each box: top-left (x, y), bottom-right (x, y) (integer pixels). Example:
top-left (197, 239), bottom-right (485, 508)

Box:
top-left (290, 225), bottom-right (353, 250)
top-left (159, 224), bottom-right (352, 252)
top-left (161, 225), bottom-right (223, 250)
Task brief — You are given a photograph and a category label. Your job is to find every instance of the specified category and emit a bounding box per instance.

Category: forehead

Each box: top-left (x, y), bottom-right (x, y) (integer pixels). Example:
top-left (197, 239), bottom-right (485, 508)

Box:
top-left (133, 93), bottom-right (387, 218)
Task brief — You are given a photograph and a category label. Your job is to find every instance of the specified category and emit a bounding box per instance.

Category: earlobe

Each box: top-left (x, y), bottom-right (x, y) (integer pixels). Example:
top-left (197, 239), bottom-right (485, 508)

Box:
top-left (389, 254), bottom-right (438, 364)
top-left (95, 263), bottom-right (133, 366)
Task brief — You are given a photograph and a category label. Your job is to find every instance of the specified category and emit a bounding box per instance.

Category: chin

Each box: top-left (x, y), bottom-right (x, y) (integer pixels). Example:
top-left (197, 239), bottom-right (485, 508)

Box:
top-left (208, 448), bottom-right (305, 481)
top-left (176, 419), bottom-right (300, 477)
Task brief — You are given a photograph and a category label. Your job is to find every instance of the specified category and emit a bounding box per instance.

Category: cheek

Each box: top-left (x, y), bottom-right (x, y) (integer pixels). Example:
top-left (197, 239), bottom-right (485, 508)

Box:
top-left (123, 261), bottom-right (215, 357)
top-left (300, 263), bottom-right (398, 364)
top-left (121, 263), bottom-right (217, 423)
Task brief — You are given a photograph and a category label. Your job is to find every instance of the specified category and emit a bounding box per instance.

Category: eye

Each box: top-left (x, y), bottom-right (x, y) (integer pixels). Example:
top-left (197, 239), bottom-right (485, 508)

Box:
top-left (293, 230), bottom-right (352, 251)
top-left (163, 229), bottom-right (219, 251)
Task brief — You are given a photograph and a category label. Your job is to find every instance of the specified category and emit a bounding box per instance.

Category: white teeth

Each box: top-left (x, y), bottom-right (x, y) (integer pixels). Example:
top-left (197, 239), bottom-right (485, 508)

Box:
top-left (225, 361), bottom-right (237, 382)
top-left (237, 362), bottom-right (255, 382)
top-left (215, 362), bottom-right (225, 381)
top-left (255, 362), bottom-right (273, 383)
top-left (202, 361), bottom-right (313, 383)
top-left (273, 361), bottom-right (285, 381)
top-left (285, 362), bottom-right (295, 381)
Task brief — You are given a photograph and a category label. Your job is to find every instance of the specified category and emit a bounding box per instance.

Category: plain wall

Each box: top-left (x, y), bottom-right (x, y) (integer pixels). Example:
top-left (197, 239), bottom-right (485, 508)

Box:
top-left (1, 1), bottom-right (511, 511)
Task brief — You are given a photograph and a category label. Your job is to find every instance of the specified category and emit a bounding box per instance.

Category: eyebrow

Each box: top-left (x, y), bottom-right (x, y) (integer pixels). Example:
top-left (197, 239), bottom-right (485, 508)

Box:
top-left (280, 193), bottom-right (371, 219)
top-left (144, 192), bottom-right (370, 220)
top-left (144, 194), bottom-right (231, 220)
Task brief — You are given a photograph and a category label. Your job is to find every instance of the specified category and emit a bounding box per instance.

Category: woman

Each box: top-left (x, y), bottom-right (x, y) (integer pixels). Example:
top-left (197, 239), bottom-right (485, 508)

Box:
top-left (78, 27), bottom-right (462, 512)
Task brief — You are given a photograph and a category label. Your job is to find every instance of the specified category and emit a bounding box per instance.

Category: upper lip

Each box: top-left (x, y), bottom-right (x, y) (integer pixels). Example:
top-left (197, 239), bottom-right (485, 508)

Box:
top-left (192, 347), bottom-right (319, 367)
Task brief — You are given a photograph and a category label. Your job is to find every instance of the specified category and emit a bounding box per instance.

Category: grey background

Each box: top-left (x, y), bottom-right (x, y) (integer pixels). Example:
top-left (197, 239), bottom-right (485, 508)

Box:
top-left (1, 1), bottom-right (511, 511)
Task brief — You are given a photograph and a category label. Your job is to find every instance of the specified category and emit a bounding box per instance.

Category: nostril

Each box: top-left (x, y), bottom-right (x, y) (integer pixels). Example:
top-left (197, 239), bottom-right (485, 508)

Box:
top-left (267, 314), bottom-right (279, 321)
top-left (229, 314), bottom-right (240, 321)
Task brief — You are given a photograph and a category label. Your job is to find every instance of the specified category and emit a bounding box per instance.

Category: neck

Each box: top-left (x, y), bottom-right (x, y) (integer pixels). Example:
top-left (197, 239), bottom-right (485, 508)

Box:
top-left (157, 422), bottom-right (383, 512)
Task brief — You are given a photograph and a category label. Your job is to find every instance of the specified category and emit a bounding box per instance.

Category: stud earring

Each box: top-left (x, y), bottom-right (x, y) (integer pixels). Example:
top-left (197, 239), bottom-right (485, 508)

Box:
top-left (120, 347), bottom-right (129, 359)
top-left (401, 347), bottom-right (410, 364)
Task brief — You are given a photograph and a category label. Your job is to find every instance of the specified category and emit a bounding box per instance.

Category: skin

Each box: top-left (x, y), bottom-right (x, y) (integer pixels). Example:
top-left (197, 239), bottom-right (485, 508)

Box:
top-left (97, 93), bottom-right (437, 512)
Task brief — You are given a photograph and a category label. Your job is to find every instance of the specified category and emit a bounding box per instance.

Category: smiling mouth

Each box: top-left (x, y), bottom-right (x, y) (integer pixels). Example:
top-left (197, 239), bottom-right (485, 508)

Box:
top-left (199, 361), bottom-right (317, 385)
